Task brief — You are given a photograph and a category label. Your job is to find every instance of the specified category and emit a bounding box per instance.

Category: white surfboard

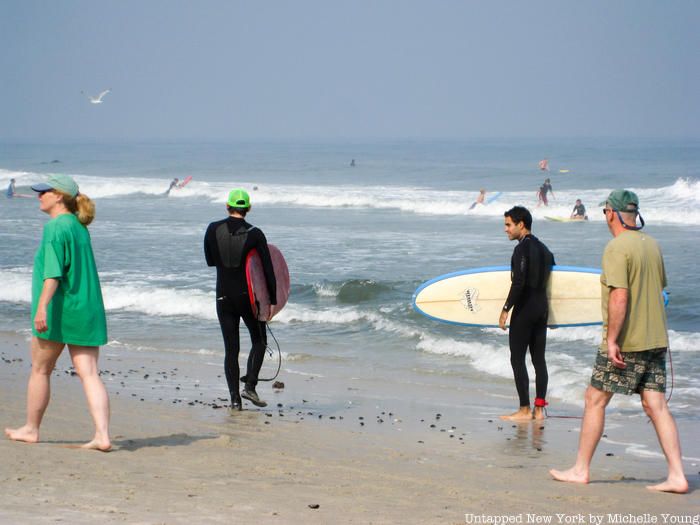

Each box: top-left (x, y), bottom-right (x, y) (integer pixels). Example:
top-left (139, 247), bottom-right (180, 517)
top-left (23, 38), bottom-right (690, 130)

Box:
top-left (413, 265), bottom-right (602, 328)
top-left (545, 216), bottom-right (587, 223)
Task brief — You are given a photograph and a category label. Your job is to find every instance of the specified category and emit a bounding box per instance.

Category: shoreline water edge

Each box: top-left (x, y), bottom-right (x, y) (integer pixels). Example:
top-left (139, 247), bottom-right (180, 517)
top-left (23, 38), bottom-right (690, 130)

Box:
top-left (1, 330), bottom-right (699, 523)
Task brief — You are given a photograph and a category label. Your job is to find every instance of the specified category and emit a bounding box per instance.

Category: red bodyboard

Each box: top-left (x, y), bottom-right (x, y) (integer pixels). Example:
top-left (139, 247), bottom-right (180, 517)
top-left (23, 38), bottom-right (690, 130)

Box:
top-left (245, 244), bottom-right (290, 321)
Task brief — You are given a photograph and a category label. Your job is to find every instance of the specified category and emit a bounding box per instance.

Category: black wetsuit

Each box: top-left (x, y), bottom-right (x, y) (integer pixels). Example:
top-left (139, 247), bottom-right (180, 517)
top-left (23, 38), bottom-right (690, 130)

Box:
top-left (539, 182), bottom-right (552, 205)
top-left (204, 217), bottom-right (277, 400)
top-left (503, 234), bottom-right (555, 407)
top-left (572, 203), bottom-right (586, 217)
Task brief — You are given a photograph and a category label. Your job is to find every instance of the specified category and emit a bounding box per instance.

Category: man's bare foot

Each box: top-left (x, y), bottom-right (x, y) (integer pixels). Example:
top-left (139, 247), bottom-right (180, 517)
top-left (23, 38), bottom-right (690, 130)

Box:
top-left (500, 407), bottom-right (532, 421)
top-left (533, 407), bottom-right (546, 420)
top-left (647, 475), bottom-right (689, 494)
top-left (80, 438), bottom-right (112, 452)
top-left (4, 426), bottom-right (39, 443)
top-left (549, 467), bottom-right (589, 484)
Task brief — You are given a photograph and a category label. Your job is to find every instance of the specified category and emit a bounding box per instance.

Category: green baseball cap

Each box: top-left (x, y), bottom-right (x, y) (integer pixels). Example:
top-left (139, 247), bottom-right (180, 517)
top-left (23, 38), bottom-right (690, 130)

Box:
top-left (31, 174), bottom-right (79, 198)
top-left (599, 189), bottom-right (639, 212)
top-left (227, 188), bottom-right (251, 208)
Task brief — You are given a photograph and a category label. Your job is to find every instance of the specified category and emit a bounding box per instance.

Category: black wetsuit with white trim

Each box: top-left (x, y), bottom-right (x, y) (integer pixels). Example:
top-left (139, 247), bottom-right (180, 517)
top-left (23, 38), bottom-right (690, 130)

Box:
top-left (503, 234), bottom-right (555, 407)
top-left (204, 217), bottom-right (277, 399)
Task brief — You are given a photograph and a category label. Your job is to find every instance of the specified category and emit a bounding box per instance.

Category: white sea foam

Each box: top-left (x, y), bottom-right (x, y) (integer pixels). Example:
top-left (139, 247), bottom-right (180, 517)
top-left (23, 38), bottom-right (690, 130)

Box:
top-left (668, 330), bottom-right (700, 352)
top-left (4, 168), bottom-right (697, 226)
top-left (414, 333), bottom-right (594, 406)
top-left (105, 339), bottom-right (220, 357)
top-left (0, 268), bottom-right (32, 302)
top-left (103, 284), bottom-right (215, 319)
top-left (312, 282), bottom-right (342, 297)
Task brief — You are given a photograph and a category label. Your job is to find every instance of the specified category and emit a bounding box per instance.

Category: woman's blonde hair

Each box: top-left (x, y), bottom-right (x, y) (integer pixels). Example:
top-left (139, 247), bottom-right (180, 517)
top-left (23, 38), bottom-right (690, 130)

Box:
top-left (57, 191), bottom-right (96, 226)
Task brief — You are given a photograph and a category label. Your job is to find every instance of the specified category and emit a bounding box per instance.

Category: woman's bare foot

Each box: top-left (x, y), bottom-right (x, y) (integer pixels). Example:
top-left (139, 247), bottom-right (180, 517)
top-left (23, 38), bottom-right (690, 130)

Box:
top-left (80, 437), bottom-right (112, 452)
top-left (647, 475), bottom-right (689, 494)
top-left (500, 407), bottom-right (532, 421)
top-left (549, 467), bottom-right (589, 484)
top-left (4, 425), bottom-right (39, 443)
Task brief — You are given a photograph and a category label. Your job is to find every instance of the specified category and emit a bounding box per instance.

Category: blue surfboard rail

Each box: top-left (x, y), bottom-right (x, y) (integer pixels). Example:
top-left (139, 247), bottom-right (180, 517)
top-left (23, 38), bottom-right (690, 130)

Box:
top-left (485, 191), bottom-right (502, 205)
top-left (412, 265), bottom-right (668, 328)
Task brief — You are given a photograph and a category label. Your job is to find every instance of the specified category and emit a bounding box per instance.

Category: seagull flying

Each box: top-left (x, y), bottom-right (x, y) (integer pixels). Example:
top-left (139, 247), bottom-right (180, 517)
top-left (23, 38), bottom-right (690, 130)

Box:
top-left (82, 89), bottom-right (111, 104)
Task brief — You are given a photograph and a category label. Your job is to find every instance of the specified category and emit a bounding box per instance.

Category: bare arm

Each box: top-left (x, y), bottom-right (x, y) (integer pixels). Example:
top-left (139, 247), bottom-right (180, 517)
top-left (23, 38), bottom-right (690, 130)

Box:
top-left (606, 287), bottom-right (628, 369)
top-left (34, 278), bottom-right (59, 333)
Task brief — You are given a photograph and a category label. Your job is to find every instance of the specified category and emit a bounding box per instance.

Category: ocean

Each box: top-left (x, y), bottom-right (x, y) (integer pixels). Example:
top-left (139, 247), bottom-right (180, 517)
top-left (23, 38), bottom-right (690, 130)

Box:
top-left (1, 139), bottom-right (699, 458)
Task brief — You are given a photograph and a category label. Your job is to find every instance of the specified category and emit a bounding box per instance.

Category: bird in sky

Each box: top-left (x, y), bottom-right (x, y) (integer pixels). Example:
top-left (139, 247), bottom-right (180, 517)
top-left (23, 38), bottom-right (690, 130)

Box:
top-left (81, 89), bottom-right (111, 104)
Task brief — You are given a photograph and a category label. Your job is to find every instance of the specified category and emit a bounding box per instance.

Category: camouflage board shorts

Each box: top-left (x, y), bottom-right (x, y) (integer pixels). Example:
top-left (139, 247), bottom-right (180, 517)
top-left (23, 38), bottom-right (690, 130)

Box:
top-left (590, 348), bottom-right (667, 395)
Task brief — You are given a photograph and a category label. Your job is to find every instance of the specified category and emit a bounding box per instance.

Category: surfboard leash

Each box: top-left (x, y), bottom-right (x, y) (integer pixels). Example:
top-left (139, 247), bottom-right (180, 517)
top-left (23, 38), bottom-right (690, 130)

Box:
top-left (258, 322), bottom-right (282, 382)
top-left (666, 347), bottom-right (674, 404)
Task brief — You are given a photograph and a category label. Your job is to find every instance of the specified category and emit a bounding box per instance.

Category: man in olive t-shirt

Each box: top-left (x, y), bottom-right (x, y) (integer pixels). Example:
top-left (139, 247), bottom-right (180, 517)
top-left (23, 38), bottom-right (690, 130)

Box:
top-left (550, 190), bottom-right (687, 494)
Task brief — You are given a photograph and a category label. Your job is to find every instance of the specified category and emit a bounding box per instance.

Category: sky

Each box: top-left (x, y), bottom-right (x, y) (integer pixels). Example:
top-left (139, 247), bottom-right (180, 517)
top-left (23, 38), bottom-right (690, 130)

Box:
top-left (1, 0), bottom-right (699, 141)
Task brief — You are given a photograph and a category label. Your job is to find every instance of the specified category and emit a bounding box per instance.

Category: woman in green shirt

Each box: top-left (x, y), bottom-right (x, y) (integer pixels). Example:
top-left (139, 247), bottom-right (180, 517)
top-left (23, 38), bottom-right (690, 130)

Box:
top-left (4, 174), bottom-right (111, 451)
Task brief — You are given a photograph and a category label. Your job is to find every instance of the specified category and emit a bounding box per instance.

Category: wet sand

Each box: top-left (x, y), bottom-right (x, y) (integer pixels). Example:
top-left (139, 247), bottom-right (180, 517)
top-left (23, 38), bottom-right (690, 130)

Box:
top-left (1, 332), bottom-right (698, 524)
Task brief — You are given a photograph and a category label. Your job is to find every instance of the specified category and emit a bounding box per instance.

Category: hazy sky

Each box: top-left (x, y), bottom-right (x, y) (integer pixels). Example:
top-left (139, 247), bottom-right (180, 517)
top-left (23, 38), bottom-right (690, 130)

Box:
top-left (1, 1), bottom-right (698, 141)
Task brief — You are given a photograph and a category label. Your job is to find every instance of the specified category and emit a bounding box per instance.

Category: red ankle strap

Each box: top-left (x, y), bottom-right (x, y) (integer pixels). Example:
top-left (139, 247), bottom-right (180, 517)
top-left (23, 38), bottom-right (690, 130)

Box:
top-left (534, 398), bottom-right (548, 408)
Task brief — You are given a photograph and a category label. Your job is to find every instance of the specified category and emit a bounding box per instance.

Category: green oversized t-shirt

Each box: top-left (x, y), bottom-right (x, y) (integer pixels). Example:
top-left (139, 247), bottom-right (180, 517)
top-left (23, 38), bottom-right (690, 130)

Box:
top-left (32, 213), bottom-right (107, 346)
top-left (600, 230), bottom-right (668, 352)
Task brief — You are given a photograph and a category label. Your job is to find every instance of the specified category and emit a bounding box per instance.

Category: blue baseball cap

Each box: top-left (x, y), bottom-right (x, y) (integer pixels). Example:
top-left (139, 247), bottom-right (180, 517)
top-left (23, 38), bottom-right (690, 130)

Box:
top-left (31, 174), bottom-right (79, 198)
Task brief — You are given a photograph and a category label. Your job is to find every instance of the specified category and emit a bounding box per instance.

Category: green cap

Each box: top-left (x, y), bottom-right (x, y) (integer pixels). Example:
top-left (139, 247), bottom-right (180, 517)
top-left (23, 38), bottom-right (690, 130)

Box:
top-left (227, 188), bottom-right (251, 208)
top-left (31, 174), bottom-right (79, 198)
top-left (599, 189), bottom-right (639, 213)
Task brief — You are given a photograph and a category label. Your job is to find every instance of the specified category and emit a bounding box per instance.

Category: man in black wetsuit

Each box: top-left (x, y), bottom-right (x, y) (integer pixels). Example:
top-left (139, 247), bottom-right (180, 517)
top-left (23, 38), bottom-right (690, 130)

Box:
top-left (537, 178), bottom-right (554, 207)
top-left (204, 188), bottom-right (277, 410)
top-left (499, 206), bottom-right (555, 421)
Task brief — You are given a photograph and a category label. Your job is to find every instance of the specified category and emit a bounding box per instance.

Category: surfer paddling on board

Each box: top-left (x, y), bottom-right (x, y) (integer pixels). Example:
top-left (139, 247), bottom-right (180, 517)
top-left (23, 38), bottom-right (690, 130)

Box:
top-left (550, 190), bottom-right (688, 494)
top-left (204, 188), bottom-right (277, 410)
top-left (499, 206), bottom-right (555, 421)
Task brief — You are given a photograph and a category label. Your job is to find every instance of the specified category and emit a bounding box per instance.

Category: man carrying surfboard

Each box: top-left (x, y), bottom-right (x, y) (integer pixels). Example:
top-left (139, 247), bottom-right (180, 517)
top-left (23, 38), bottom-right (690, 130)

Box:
top-left (550, 190), bottom-right (688, 493)
top-left (204, 188), bottom-right (277, 410)
top-left (499, 206), bottom-right (555, 421)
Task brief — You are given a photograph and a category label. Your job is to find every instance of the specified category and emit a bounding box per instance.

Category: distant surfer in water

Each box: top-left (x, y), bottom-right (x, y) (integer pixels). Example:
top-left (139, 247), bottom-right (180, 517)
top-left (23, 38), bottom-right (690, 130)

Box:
top-left (5, 178), bottom-right (31, 199)
top-left (165, 178), bottom-right (180, 196)
top-left (469, 189), bottom-right (486, 210)
top-left (537, 178), bottom-right (554, 207)
top-left (6, 178), bottom-right (16, 198)
top-left (570, 199), bottom-right (588, 220)
top-left (204, 188), bottom-right (277, 410)
top-left (500, 206), bottom-right (555, 421)
top-left (539, 158), bottom-right (549, 171)
top-left (350, 159), bottom-right (356, 167)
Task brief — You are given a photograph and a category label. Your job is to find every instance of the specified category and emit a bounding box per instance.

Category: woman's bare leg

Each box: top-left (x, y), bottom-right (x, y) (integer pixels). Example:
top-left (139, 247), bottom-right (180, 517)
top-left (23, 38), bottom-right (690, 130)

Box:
top-left (5, 337), bottom-right (64, 443)
top-left (69, 345), bottom-right (111, 451)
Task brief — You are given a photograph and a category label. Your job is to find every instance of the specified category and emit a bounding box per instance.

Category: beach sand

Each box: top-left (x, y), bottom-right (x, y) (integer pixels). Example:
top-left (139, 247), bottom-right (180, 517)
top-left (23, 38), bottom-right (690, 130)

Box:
top-left (1, 332), bottom-right (698, 524)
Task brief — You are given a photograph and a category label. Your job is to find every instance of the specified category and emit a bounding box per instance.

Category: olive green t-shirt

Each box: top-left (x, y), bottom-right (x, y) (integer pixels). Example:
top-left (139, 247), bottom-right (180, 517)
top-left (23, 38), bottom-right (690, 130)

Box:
top-left (600, 230), bottom-right (668, 352)
top-left (31, 213), bottom-right (108, 346)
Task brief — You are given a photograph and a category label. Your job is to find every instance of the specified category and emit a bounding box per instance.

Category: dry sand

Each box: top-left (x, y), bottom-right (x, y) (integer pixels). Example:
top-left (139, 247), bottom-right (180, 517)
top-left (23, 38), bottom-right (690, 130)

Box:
top-left (1, 332), bottom-right (698, 524)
